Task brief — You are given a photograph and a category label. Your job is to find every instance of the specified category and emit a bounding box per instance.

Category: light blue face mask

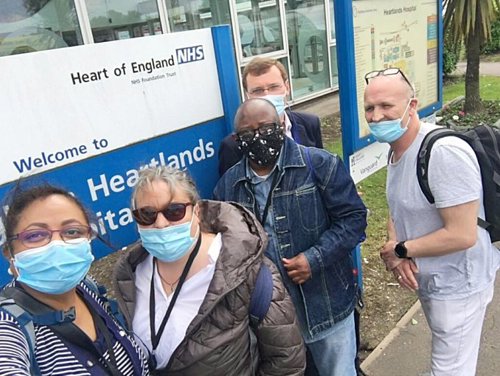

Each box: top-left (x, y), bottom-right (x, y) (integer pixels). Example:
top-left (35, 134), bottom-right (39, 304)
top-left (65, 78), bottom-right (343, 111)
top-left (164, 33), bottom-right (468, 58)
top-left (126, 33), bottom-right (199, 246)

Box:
top-left (13, 240), bottom-right (94, 295)
top-left (138, 216), bottom-right (199, 262)
top-left (368, 100), bottom-right (413, 143)
top-left (261, 94), bottom-right (286, 116)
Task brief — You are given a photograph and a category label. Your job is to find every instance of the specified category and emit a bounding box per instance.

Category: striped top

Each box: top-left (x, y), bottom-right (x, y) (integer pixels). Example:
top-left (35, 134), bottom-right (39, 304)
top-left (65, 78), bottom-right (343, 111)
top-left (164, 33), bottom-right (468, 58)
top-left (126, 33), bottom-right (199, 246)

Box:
top-left (0, 280), bottom-right (150, 375)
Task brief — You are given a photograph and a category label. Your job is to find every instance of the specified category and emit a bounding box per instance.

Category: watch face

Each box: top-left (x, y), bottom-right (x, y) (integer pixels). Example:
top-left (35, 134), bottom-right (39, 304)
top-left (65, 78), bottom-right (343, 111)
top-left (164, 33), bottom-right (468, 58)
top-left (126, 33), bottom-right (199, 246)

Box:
top-left (395, 242), bottom-right (407, 258)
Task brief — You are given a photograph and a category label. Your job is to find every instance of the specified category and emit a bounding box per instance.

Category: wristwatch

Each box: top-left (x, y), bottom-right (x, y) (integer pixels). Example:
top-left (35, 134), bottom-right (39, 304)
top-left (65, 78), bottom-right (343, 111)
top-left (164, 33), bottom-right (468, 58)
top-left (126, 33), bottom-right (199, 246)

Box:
top-left (394, 241), bottom-right (409, 259)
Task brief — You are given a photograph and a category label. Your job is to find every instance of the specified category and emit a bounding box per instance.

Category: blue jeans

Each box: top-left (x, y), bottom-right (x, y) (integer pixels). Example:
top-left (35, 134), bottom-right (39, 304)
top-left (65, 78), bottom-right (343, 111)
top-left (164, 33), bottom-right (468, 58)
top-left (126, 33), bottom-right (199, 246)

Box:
top-left (306, 312), bottom-right (356, 376)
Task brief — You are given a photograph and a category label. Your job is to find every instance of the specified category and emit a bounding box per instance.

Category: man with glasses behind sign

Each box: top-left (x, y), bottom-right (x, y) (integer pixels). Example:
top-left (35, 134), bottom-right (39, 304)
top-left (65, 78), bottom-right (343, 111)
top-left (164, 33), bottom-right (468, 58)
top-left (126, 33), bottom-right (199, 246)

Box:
top-left (214, 98), bottom-right (367, 376)
top-left (217, 57), bottom-right (323, 176)
top-left (364, 68), bottom-right (499, 375)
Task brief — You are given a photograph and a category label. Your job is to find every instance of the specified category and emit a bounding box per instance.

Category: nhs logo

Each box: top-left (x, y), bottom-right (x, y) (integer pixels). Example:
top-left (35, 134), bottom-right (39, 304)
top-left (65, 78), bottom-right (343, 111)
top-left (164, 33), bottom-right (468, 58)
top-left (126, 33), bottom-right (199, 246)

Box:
top-left (176, 45), bottom-right (204, 64)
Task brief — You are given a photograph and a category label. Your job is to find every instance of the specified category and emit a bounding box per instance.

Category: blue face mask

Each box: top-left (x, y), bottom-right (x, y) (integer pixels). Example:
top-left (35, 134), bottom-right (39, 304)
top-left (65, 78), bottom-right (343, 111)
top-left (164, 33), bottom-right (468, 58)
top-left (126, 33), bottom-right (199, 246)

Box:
top-left (261, 94), bottom-right (286, 116)
top-left (138, 216), bottom-right (198, 262)
top-left (13, 240), bottom-right (94, 294)
top-left (368, 100), bottom-right (412, 143)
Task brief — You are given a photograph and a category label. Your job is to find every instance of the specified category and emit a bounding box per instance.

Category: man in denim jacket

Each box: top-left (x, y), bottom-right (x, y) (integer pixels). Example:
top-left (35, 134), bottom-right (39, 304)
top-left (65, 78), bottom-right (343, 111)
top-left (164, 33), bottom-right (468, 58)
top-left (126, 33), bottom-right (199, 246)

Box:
top-left (214, 99), bottom-right (367, 376)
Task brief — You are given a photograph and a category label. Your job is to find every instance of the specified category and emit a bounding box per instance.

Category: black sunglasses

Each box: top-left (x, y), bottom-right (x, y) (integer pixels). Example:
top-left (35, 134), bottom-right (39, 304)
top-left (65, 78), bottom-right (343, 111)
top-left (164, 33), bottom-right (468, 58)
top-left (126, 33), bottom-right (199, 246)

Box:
top-left (132, 203), bottom-right (193, 226)
top-left (364, 68), bottom-right (414, 92)
top-left (235, 122), bottom-right (282, 143)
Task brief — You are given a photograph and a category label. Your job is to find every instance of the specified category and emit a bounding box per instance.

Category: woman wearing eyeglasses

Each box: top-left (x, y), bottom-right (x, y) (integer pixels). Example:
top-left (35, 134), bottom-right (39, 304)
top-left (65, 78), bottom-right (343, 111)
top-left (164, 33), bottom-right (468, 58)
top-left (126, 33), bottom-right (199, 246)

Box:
top-left (113, 166), bottom-right (305, 375)
top-left (0, 184), bottom-right (150, 375)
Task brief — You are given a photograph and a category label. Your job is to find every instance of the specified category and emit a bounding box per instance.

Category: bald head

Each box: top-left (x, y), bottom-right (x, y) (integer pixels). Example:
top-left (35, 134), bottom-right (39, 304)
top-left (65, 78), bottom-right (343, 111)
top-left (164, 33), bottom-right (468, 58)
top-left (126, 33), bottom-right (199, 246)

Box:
top-left (365, 73), bottom-right (414, 102)
top-left (234, 98), bottom-right (280, 132)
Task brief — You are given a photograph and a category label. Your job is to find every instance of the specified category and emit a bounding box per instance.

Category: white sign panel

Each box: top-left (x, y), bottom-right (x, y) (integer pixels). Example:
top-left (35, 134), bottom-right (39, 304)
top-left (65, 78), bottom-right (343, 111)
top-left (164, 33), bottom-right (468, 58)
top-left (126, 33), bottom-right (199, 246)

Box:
top-left (0, 28), bottom-right (223, 184)
top-left (349, 141), bottom-right (390, 184)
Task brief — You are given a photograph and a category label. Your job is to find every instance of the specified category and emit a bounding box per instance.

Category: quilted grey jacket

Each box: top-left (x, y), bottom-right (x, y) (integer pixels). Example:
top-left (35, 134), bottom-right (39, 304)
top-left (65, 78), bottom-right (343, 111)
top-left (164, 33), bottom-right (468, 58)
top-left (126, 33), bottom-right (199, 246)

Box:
top-left (113, 200), bottom-right (305, 375)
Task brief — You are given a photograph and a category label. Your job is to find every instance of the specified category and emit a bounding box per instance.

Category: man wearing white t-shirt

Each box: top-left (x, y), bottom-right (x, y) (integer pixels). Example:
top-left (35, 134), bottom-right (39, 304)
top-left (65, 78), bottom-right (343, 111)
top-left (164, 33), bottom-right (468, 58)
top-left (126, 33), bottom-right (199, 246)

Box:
top-left (363, 68), bottom-right (499, 376)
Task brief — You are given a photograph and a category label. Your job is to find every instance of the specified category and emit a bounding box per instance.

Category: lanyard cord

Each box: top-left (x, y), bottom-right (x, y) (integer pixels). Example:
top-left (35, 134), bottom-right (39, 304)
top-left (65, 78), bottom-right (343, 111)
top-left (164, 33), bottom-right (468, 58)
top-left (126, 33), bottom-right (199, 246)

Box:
top-left (149, 235), bottom-right (202, 350)
top-left (251, 171), bottom-right (280, 225)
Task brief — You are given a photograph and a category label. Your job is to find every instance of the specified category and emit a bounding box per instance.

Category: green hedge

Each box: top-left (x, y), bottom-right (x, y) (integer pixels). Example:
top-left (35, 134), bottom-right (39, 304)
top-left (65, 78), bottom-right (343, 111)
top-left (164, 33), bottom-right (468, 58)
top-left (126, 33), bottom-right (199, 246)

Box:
top-left (443, 29), bottom-right (461, 76)
top-left (482, 18), bottom-right (500, 55)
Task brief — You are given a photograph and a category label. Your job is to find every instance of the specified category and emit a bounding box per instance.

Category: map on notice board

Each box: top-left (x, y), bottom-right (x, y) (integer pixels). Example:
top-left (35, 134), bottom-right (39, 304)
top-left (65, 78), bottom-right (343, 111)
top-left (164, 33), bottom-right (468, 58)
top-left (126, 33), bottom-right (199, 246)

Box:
top-left (352, 0), bottom-right (439, 137)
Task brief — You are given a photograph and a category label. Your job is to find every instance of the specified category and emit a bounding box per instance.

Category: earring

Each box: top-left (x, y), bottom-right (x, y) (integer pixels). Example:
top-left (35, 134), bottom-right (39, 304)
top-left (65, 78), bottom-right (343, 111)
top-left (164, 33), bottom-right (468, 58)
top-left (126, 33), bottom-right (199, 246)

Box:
top-left (7, 267), bottom-right (13, 275)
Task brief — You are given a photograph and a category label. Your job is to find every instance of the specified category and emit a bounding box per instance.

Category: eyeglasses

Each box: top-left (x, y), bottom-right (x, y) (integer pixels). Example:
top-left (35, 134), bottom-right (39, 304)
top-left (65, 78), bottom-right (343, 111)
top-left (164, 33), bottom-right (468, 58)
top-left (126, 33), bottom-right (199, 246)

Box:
top-left (235, 122), bottom-right (281, 143)
top-left (9, 225), bottom-right (93, 249)
top-left (132, 203), bottom-right (193, 226)
top-left (364, 68), bottom-right (414, 91)
top-left (247, 83), bottom-right (284, 96)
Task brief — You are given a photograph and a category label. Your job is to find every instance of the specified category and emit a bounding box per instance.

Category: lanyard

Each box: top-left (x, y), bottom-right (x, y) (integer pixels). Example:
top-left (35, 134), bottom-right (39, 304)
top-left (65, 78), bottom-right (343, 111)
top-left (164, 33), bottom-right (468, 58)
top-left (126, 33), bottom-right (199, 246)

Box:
top-left (149, 235), bottom-right (202, 350)
top-left (250, 171), bottom-right (279, 226)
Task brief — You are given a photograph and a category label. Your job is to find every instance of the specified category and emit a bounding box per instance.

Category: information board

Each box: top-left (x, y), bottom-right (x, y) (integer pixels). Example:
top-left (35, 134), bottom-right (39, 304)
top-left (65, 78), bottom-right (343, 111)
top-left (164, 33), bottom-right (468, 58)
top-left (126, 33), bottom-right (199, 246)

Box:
top-left (333, 0), bottom-right (442, 181)
top-left (353, 0), bottom-right (440, 139)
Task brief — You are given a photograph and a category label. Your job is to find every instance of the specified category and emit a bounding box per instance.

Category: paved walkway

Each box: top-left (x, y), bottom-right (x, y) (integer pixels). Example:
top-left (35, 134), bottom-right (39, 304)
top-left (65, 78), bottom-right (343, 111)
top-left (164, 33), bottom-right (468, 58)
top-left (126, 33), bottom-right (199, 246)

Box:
top-left (454, 61), bottom-right (500, 76)
top-left (361, 269), bottom-right (500, 376)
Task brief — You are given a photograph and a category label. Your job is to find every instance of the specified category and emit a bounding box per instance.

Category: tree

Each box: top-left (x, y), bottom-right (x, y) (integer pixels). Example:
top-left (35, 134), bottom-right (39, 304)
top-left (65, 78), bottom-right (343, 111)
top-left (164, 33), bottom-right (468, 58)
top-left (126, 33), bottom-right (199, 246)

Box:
top-left (443, 0), bottom-right (500, 113)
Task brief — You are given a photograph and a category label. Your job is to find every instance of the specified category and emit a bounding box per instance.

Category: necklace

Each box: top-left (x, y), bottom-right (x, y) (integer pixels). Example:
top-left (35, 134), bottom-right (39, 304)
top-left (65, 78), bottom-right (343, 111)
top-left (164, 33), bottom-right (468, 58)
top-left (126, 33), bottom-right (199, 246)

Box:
top-left (155, 260), bottom-right (181, 291)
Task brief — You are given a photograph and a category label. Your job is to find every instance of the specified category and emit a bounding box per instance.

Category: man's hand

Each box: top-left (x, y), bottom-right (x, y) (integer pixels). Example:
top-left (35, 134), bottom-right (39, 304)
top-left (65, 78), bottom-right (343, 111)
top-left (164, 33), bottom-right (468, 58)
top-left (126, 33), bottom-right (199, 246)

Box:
top-left (282, 254), bottom-right (311, 284)
top-left (380, 240), bottom-right (403, 271)
top-left (392, 259), bottom-right (419, 291)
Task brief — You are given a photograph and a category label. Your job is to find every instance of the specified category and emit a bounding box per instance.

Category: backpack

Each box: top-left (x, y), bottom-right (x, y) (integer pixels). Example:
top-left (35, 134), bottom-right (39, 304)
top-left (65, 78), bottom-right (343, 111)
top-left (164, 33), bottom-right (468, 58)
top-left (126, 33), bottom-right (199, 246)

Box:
top-left (0, 276), bottom-right (124, 375)
top-left (416, 124), bottom-right (500, 243)
top-left (248, 263), bottom-right (273, 329)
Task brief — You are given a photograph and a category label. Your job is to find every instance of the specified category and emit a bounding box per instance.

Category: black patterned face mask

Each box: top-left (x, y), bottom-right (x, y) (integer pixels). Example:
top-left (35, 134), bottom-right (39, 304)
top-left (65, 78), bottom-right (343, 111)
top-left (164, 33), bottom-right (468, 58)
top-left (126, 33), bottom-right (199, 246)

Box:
top-left (238, 128), bottom-right (285, 167)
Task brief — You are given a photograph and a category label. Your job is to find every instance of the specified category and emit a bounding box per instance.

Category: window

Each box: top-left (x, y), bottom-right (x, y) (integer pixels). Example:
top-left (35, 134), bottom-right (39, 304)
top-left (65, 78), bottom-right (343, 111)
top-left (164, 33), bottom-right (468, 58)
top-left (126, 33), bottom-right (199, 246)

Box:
top-left (165, 0), bottom-right (231, 32)
top-left (286, 0), bottom-right (329, 98)
top-left (85, 0), bottom-right (161, 43)
top-left (329, 0), bottom-right (335, 40)
top-left (330, 45), bottom-right (338, 87)
top-left (0, 0), bottom-right (82, 57)
top-left (236, 0), bottom-right (284, 58)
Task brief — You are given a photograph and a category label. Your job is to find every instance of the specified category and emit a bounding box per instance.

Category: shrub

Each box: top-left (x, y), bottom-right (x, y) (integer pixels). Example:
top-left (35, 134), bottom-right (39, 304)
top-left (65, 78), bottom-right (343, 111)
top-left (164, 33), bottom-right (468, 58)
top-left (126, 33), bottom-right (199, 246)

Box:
top-left (482, 18), bottom-right (500, 55)
top-left (443, 29), bottom-right (461, 76)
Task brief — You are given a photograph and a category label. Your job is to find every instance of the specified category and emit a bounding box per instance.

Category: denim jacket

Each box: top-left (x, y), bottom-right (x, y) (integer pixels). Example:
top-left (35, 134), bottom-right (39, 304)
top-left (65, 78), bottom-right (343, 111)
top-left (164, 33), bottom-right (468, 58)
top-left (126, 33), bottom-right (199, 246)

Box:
top-left (214, 138), bottom-right (367, 340)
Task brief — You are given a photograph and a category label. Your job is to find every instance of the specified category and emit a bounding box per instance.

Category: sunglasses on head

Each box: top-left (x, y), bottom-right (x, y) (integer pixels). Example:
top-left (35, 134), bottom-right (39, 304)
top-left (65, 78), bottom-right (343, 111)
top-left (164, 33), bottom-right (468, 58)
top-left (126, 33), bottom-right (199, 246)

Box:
top-left (364, 67), bottom-right (414, 92)
top-left (132, 203), bottom-right (194, 226)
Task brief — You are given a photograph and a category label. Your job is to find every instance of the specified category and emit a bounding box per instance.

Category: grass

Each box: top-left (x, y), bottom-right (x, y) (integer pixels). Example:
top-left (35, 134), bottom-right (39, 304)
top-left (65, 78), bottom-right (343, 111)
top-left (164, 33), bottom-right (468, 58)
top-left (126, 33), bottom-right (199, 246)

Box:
top-left (443, 76), bottom-right (500, 102)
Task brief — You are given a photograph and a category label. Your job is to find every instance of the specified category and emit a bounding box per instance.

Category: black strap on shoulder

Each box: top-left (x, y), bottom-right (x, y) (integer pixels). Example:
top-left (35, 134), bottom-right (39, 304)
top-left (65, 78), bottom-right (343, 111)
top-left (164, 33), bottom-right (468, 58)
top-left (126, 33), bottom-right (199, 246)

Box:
top-left (248, 263), bottom-right (273, 329)
top-left (417, 128), bottom-right (461, 204)
top-left (2, 286), bottom-right (121, 376)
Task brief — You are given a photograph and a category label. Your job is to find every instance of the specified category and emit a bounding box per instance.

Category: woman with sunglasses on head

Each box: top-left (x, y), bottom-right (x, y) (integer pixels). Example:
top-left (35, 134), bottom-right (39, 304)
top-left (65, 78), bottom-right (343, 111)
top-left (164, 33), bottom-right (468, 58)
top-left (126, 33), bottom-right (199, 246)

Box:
top-left (113, 166), bottom-right (305, 375)
top-left (0, 184), bottom-right (150, 375)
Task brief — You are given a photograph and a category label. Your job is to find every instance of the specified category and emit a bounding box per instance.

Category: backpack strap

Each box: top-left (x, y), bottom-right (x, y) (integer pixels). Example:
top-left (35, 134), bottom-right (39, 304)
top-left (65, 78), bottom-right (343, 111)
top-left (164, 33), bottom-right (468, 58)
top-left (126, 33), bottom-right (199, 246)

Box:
top-left (0, 294), bottom-right (40, 374)
top-left (248, 263), bottom-right (273, 329)
top-left (417, 128), bottom-right (460, 204)
top-left (81, 276), bottom-right (127, 330)
top-left (417, 127), bottom-right (491, 232)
